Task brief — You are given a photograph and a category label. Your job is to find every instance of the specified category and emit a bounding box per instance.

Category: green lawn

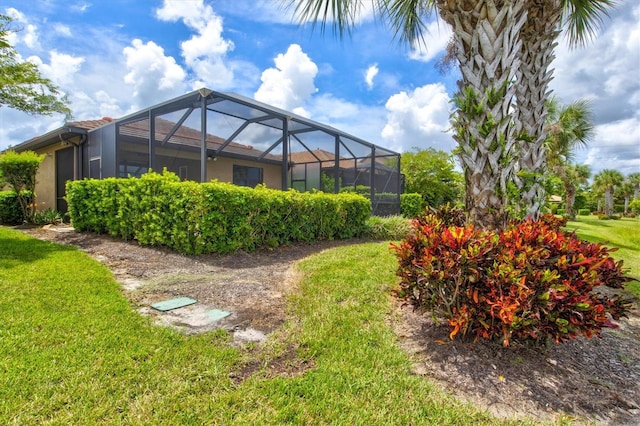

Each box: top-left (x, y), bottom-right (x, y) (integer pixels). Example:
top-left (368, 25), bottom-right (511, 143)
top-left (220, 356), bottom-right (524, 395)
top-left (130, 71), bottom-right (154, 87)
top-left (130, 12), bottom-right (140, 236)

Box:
top-left (565, 215), bottom-right (640, 296)
top-left (0, 227), bottom-right (526, 425)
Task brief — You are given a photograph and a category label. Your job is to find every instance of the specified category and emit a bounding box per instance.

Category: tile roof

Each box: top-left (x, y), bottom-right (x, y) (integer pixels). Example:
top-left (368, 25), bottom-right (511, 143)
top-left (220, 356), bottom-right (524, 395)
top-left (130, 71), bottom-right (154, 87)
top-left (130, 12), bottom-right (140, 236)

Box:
top-left (70, 117), bottom-right (114, 130)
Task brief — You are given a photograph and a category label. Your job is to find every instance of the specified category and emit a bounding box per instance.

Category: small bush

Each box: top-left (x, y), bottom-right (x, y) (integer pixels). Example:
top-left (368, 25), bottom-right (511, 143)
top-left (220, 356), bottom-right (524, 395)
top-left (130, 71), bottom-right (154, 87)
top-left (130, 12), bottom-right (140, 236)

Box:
top-left (392, 214), bottom-right (634, 347)
top-left (598, 214), bottom-right (620, 220)
top-left (0, 190), bottom-right (32, 225)
top-left (32, 208), bottom-right (65, 226)
top-left (578, 209), bottom-right (591, 216)
top-left (629, 199), bottom-right (640, 214)
top-left (537, 213), bottom-right (567, 229)
top-left (556, 208), bottom-right (565, 216)
top-left (427, 203), bottom-right (466, 227)
top-left (400, 193), bottom-right (423, 218)
top-left (365, 215), bottom-right (411, 240)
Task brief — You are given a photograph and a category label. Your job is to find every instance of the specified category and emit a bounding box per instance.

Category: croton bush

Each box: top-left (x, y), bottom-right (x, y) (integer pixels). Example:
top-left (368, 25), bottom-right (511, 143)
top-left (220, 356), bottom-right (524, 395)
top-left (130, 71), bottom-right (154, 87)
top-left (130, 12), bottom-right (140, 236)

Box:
top-left (392, 211), bottom-right (634, 347)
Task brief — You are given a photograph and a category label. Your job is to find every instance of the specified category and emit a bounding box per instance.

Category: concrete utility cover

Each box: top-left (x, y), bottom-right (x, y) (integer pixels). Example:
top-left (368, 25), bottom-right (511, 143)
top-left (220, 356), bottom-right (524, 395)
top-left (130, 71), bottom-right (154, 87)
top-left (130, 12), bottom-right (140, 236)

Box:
top-left (207, 309), bottom-right (231, 322)
top-left (151, 297), bottom-right (197, 311)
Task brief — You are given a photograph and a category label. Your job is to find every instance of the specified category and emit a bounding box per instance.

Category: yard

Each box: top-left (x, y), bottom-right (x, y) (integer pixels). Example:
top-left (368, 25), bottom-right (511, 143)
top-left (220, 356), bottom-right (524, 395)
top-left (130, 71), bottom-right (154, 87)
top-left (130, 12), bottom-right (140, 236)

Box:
top-left (1, 217), bottom-right (638, 424)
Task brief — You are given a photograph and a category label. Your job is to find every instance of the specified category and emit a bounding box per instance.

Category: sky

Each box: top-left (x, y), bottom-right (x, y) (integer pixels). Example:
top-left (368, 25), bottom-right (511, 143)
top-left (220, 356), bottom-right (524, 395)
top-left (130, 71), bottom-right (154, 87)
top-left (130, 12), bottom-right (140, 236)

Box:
top-left (1, 0), bottom-right (638, 177)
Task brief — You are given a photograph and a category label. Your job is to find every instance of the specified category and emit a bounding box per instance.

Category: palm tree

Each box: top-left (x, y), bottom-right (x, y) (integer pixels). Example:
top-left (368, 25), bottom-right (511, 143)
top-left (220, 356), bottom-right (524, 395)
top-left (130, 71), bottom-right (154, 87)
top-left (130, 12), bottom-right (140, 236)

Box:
top-left (593, 169), bottom-right (624, 216)
top-left (557, 163), bottom-right (591, 218)
top-left (545, 98), bottom-right (594, 167)
top-left (514, 0), bottom-right (615, 219)
top-left (628, 172), bottom-right (640, 200)
top-left (286, 0), bottom-right (616, 230)
top-left (617, 179), bottom-right (635, 214)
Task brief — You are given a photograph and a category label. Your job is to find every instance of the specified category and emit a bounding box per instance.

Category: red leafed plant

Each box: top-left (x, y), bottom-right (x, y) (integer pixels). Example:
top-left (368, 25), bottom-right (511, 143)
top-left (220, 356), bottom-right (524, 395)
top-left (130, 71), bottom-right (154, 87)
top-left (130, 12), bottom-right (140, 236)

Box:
top-left (392, 213), bottom-right (635, 347)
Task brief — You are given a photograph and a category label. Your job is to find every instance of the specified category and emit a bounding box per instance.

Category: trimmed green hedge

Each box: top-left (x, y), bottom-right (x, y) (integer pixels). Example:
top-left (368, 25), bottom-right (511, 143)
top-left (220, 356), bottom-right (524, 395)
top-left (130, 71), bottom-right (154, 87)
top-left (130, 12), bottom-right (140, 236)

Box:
top-left (67, 171), bottom-right (371, 254)
top-left (578, 209), bottom-right (591, 216)
top-left (0, 191), bottom-right (31, 225)
top-left (400, 193), bottom-right (423, 218)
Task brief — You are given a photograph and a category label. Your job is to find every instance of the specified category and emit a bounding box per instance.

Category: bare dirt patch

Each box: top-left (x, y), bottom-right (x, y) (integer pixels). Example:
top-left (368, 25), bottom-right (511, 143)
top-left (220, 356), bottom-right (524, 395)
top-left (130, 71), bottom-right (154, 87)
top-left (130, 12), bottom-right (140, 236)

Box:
top-left (20, 225), bottom-right (353, 344)
top-left (19, 225), bottom-right (640, 424)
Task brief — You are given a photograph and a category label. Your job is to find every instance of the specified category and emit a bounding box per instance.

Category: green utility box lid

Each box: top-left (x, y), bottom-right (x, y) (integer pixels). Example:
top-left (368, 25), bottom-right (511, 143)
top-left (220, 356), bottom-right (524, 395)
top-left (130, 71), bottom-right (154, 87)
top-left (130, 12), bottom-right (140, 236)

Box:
top-left (207, 309), bottom-right (231, 322)
top-left (151, 297), bottom-right (197, 311)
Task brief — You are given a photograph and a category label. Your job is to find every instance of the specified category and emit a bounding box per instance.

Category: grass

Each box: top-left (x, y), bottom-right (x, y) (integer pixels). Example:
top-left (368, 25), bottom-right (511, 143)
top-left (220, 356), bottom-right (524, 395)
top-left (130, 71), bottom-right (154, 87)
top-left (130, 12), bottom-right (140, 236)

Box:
top-left (0, 227), bottom-right (529, 425)
top-left (565, 215), bottom-right (640, 296)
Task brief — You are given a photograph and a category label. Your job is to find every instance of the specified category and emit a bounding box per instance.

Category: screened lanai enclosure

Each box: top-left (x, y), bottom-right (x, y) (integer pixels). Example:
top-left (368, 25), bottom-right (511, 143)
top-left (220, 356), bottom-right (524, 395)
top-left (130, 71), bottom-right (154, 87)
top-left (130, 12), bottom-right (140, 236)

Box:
top-left (85, 88), bottom-right (401, 215)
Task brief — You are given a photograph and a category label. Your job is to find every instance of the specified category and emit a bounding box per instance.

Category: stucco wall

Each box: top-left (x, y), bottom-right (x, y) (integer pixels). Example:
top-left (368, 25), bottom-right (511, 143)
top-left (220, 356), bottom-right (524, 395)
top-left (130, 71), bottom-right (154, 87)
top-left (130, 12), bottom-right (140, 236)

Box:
top-left (206, 156), bottom-right (282, 188)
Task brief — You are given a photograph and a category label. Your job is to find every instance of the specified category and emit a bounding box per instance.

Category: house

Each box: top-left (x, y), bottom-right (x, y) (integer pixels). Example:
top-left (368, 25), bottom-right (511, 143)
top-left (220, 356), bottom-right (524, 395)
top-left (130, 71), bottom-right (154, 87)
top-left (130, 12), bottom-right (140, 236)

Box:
top-left (9, 88), bottom-right (401, 215)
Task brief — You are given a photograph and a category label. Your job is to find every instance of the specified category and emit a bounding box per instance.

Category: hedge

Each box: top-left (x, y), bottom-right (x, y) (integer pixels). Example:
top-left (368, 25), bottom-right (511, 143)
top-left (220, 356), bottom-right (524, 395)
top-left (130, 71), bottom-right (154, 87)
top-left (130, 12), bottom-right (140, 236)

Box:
top-left (0, 191), bottom-right (31, 225)
top-left (67, 171), bottom-right (371, 254)
top-left (400, 193), bottom-right (423, 218)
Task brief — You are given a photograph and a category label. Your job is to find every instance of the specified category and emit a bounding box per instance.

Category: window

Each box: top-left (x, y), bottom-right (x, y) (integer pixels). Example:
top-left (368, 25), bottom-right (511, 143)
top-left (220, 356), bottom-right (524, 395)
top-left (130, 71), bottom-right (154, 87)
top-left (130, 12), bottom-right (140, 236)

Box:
top-left (89, 158), bottom-right (101, 179)
top-left (178, 166), bottom-right (188, 180)
top-left (118, 162), bottom-right (147, 178)
top-left (233, 165), bottom-right (263, 187)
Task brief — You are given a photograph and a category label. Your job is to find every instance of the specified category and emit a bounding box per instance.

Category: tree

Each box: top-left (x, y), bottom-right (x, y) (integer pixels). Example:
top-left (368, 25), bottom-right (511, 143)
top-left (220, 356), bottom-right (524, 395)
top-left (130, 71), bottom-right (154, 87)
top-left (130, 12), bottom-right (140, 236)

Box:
top-left (0, 14), bottom-right (71, 116)
top-left (627, 172), bottom-right (640, 200)
top-left (513, 0), bottom-right (615, 219)
top-left (545, 98), bottom-right (594, 166)
top-left (0, 150), bottom-right (45, 223)
top-left (544, 98), bottom-right (594, 218)
top-left (617, 179), bottom-right (634, 214)
top-left (287, 0), bottom-right (616, 230)
top-left (593, 169), bottom-right (624, 216)
top-left (559, 164), bottom-right (591, 218)
top-left (400, 147), bottom-right (462, 207)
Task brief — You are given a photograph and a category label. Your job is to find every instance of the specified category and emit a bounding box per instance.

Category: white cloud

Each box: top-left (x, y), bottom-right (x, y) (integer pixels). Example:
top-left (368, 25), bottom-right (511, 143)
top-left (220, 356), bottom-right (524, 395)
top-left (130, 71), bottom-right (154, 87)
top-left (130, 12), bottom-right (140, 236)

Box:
top-left (156, 0), bottom-right (235, 89)
top-left (580, 117), bottom-right (640, 176)
top-left (381, 83), bottom-right (454, 153)
top-left (254, 44), bottom-right (318, 115)
top-left (123, 39), bottom-right (187, 109)
top-left (408, 19), bottom-right (452, 63)
top-left (549, 0), bottom-right (640, 176)
top-left (5, 7), bottom-right (40, 49)
top-left (71, 2), bottom-right (91, 13)
top-left (364, 64), bottom-right (379, 90)
top-left (308, 93), bottom-right (388, 146)
top-left (53, 23), bottom-right (72, 37)
top-left (28, 51), bottom-right (85, 86)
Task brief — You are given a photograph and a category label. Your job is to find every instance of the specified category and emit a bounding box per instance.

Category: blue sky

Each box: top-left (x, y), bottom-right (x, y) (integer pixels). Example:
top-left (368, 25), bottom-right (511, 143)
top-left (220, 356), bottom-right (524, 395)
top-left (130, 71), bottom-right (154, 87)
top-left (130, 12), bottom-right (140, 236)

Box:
top-left (1, 0), bottom-right (638, 176)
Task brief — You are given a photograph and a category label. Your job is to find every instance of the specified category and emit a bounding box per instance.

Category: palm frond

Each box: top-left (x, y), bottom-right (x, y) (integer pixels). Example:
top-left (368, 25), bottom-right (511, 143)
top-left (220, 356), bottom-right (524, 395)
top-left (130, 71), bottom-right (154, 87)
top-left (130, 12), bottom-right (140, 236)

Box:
top-left (283, 0), bottom-right (365, 38)
top-left (561, 0), bottom-right (617, 48)
top-left (380, 0), bottom-right (437, 46)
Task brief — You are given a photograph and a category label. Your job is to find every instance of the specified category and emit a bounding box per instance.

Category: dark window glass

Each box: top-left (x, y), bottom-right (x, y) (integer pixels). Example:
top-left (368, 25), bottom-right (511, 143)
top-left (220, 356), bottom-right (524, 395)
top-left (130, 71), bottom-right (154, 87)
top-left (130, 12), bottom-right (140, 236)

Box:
top-left (89, 158), bottom-right (101, 179)
top-left (233, 165), bottom-right (263, 187)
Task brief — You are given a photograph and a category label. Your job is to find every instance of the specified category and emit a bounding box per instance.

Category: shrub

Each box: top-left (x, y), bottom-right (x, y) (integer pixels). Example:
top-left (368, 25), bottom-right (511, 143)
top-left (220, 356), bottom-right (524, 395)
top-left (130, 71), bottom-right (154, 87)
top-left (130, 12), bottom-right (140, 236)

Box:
top-left (537, 213), bottom-right (567, 229)
top-left (400, 193), bottom-right (423, 218)
top-left (0, 190), bottom-right (31, 225)
top-left (32, 208), bottom-right (64, 225)
top-left (392, 214), bottom-right (634, 347)
top-left (578, 209), bottom-right (591, 216)
top-left (556, 208), bottom-right (565, 216)
top-left (427, 203), bottom-right (466, 227)
top-left (629, 199), bottom-right (640, 214)
top-left (365, 215), bottom-right (411, 240)
top-left (67, 170), bottom-right (371, 254)
top-left (0, 150), bottom-right (45, 223)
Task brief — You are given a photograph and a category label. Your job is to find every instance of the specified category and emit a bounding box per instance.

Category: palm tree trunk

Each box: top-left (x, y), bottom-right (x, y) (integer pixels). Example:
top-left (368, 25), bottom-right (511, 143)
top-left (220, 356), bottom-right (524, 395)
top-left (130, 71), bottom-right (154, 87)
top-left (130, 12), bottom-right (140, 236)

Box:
top-left (565, 184), bottom-right (576, 219)
top-left (605, 187), bottom-right (614, 216)
top-left (513, 0), bottom-right (563, 219)
top-left (438, 0), bottom-right (527, 231)
top-left (624, 196), bottom-right (629, 214)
